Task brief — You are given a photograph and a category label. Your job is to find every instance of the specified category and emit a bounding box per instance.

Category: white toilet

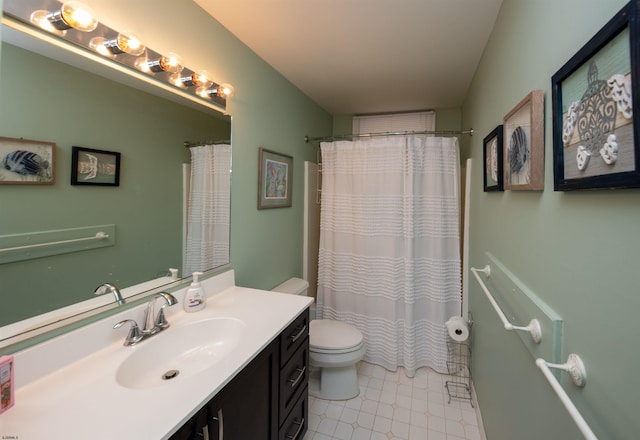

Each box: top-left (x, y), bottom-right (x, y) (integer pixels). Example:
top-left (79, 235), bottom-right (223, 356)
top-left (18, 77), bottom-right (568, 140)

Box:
top-left (272, 278), bottom-right (366, 400)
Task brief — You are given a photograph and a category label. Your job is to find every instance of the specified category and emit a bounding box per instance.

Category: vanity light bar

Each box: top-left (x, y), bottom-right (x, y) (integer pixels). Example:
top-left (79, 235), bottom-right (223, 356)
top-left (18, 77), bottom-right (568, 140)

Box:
top-left (2, 0), bottom-right (230, 109)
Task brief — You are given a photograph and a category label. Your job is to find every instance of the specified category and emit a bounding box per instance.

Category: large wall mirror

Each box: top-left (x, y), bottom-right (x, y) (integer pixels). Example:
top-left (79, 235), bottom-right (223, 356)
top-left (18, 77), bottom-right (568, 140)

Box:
top-left (0, 16), bottom-right (232, 347)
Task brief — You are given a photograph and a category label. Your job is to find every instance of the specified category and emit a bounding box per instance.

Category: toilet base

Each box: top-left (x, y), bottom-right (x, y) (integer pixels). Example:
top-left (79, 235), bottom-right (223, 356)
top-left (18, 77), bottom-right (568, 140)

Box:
top-left (309, 364), bottom-right (360, 400)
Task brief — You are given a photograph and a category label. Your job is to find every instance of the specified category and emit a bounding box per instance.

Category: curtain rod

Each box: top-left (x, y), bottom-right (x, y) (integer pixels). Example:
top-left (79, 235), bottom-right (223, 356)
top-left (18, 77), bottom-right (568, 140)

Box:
top-left (183, 140), bottom-right (231, 148)
top-left (304, 129), bottom-right (474, 144)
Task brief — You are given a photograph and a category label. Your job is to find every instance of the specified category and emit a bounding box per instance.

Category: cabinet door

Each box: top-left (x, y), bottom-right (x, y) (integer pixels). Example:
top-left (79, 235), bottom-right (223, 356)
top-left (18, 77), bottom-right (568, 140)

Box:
top-left (208, 340), bottom-right (278, 440)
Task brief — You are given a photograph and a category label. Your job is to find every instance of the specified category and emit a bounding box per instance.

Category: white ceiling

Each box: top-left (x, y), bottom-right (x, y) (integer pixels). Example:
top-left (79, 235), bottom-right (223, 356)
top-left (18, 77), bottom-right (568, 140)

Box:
top-left (194, 0), bottom-right (503, 115)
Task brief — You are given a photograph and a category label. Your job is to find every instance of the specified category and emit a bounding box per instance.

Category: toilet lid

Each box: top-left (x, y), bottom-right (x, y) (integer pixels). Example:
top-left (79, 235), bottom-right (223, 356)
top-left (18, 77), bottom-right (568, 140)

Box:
top-left (310, 320), bottom-right (363, 351)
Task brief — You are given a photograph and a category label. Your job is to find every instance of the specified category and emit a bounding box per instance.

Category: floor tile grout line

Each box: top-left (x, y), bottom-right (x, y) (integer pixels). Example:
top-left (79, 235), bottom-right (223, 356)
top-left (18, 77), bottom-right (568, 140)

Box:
top-left (304, 361), bottom-right (481, 440)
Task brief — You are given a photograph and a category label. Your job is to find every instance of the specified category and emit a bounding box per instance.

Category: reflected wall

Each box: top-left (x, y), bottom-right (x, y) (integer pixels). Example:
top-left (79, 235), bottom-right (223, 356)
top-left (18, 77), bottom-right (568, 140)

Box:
top-left (0, 42), bottom-right (230, 326)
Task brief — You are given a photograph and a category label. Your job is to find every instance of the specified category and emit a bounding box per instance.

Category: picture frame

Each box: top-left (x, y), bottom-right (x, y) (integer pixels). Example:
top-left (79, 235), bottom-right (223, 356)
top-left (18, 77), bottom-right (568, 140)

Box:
top-left (483, 125), bottom-right (504, 192)
top-left (503, 89), bottom-right (545, 190)
top-left (0, 136), bottom-right (55, 185)
top-left (71, 146), bottom-right (121, 186)
top-left (551, 0), bottom-right (639, 190)
top-left (258, 147), bottom-right (293, 209)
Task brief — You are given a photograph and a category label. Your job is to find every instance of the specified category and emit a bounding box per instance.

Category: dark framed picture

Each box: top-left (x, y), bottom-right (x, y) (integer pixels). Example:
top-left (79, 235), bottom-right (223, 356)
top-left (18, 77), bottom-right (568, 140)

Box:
top-left (503, 90), bottom-right (545, 190)
top-left (0, 136), bottom-right (55, 185)
top-left (258, 147), bottom-right (292, 209)
top-left (71, 146), bottom-right (121, 186)
top-left (483, 125), bottom-right (504, 191)
top-left (552, 0), bottom-right (639, 190)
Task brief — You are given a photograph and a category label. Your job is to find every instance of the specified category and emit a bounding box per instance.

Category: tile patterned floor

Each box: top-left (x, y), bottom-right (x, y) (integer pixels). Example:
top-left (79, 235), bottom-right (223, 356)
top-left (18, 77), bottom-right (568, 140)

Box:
top-left (303, 362), bottom-right (483, 440)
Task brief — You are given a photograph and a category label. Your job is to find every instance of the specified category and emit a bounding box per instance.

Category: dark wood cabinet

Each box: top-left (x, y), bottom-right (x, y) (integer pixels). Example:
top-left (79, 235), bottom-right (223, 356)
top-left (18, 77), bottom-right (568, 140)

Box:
top-left (169, 308), bottom-right (309, 440)
top-left (208, 338), bottom-right (278, 439)
top-left (279, 387), bottom-right (308, 440)
top-left (278, 310), bottom-right (309, 438)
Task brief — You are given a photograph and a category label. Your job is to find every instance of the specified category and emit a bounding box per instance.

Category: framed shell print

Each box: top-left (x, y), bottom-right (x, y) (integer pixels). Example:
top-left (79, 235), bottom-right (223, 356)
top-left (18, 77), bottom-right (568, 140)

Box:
top-left (483, 125), bottom-right (504, 191)
top-left (552, 0), bottom-right (639, 190)
top-left (71, 146), bottom-right (121, 186)
top-left (503, 90), bottom-right (545, 190)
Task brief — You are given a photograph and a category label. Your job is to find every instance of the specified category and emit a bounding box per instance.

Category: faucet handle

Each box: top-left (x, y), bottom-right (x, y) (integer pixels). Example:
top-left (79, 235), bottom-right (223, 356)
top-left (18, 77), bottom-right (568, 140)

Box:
top-left (154, 292), bottom-right (178, 329)
top-left (155, 307), bottom-right (170, 329)
top-left (113, 319), bottom-right (143, 346)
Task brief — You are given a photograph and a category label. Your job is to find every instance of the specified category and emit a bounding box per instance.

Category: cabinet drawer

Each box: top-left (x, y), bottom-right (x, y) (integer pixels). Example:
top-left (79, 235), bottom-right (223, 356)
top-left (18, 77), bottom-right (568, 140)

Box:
top-left (279, 341), bottom-right (309, 425)
top-left (279, 386), bottom-right (308, 440)
top-left (279, 309), bottom-right (309, 367)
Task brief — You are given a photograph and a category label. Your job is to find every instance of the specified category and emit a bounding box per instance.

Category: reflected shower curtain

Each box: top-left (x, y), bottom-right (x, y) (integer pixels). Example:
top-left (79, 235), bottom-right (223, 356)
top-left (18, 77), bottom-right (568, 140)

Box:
top-left (184, 144), bottom-right (231, 276)
top-left (317, 135), bottom-right (461, 376)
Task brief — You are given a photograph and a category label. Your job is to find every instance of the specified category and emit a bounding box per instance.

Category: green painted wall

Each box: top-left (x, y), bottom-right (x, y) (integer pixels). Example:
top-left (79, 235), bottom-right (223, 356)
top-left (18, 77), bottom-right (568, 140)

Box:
top-left (463, 1), bottom-right (637, 439)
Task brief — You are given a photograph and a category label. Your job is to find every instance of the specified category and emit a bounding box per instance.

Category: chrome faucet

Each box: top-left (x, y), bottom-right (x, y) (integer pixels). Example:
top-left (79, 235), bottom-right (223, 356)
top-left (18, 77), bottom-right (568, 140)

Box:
top-left (142, 291), bottom-right (178, 335)
top-left (113, 319), bottom-right (143, 346)
top-left (95, 283), bottom-right (125, 305)
top-left (113, 291), bottom-right (178, 346)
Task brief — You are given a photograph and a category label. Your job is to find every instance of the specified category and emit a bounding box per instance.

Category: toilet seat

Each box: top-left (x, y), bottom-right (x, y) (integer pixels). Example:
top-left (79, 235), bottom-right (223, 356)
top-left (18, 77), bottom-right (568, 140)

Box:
top-left (310, 319), bottom-right (364, 353)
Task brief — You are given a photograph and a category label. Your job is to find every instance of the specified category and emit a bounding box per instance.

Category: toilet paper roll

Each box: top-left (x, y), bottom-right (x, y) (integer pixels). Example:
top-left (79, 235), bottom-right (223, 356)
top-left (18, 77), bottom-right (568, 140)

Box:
top-left (446, 316), bottom-right (469, 342)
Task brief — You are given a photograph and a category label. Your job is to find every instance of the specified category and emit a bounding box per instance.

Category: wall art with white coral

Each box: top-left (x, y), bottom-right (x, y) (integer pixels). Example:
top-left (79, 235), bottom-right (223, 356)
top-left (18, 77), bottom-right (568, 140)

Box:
top-left (552, 0), bottom-right (640, 190)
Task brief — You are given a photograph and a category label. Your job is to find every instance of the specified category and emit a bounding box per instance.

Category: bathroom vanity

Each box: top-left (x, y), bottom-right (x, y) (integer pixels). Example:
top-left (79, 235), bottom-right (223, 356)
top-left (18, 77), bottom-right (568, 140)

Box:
top-left (171, 308), bottom-right (310, 440)
top-left (1, 270), bottom-right (312, 439)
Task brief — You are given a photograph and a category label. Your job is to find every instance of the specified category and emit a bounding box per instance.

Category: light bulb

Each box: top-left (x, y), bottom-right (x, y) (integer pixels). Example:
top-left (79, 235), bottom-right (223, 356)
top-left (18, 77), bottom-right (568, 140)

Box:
top-left (89, 37), bottom-right (111, 56)
top-left (196, 86), bottom-right (210, 98)
top-left (91, 32), bottom-right (145, 56)
top-left (31, 2), bottom-right (98, 32)
top-left (30, 10), bottom-right (58, 33)
top-left (217, 83), bottom-right (235, 99)
top-left (113, 32), bottom-right (145, 56)
top-left (173, 71), bottom-right (213, 88)
top-left (158, 53), bottom-right (183, 74)
top-left (137, 52), bottom-right (184, 74)
top-left (197, 83), bottom-right (235, 100)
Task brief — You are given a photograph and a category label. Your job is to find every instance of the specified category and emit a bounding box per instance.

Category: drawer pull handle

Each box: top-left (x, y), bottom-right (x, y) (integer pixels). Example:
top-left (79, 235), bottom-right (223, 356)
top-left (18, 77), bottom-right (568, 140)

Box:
top-left (286, 418), bottom-right (305, 440)
top-left (288, 366), bottom-right (306, 388)
top-left (211, 408), bottom-right (224, 440)
top-left (288, 324), bottom-right (307, 344)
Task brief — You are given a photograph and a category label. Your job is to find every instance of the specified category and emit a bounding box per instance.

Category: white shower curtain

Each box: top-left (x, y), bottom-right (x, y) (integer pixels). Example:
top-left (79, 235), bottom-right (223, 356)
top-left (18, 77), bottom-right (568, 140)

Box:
top-left (184, 144), bottom-right (231, 276)
top-left (317, 135), bottom-right (461, 376)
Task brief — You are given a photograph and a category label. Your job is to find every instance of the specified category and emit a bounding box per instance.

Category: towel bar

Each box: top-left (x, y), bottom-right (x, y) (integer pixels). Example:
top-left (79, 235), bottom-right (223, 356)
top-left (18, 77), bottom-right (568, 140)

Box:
top-left (536, 355), bottom-right (596, 440)
top-left (470, 265), bottom-right (542, 343)
top-left (0, 232), bottom-right (109, 253)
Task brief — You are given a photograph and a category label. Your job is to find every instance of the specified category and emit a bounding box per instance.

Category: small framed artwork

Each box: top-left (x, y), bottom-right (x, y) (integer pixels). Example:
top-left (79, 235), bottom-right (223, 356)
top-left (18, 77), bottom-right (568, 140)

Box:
top-left (483, 125), bottom-right (504, 191)
top-left (552, 1), bottom-right (639, 190)
top-left (71, 146), bottom-right (121, 186)
top-left (503, 89), bottom-right (545, 190)
top-left (0, 136), bottom-right (55, 185)
top-left (258, 147), bottom-right (293, 209)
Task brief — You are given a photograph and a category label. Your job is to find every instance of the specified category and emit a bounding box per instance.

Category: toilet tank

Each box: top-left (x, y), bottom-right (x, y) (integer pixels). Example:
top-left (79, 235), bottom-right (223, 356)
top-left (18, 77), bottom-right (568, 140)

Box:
top-left (272, 278), bottom-right (316, 319)
top-left (271, 278), bottom-right (309, 296)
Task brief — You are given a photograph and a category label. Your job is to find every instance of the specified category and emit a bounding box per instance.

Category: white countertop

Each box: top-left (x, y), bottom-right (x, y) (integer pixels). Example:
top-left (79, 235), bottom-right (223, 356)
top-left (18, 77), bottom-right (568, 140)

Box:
top-left (1, 270), bottom-right (312, 439)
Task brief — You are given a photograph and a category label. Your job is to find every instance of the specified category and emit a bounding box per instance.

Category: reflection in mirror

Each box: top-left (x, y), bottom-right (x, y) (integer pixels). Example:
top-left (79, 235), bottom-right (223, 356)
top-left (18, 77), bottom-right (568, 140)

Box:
top-left (0, 21), bottom-right (232, 347)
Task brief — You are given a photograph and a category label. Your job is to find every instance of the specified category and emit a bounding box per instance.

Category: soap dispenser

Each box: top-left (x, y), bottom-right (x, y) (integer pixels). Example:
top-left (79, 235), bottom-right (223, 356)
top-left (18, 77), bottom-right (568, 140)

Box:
top-left (184, 271), bottom-right (206, 312)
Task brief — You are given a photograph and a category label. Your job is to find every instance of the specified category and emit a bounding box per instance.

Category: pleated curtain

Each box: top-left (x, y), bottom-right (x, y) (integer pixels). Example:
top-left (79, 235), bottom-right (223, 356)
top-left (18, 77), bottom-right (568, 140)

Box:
top-left (317, 135), bottom-right (461, 376)
top-left (184, 144), bottom-right (231, 276)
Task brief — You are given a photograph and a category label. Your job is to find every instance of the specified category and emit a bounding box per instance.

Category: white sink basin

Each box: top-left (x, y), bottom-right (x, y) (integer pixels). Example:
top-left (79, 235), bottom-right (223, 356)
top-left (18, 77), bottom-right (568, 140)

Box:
top-left (116, 317), bottom-right (246, 389)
